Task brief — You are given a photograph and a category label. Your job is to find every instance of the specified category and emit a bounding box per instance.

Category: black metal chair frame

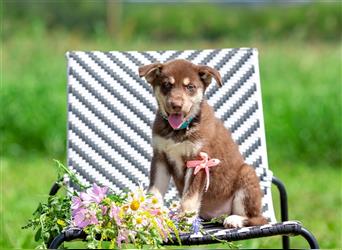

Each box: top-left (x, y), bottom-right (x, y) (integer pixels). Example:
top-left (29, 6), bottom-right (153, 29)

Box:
top-left (47, 176), bottom-right (319, 249)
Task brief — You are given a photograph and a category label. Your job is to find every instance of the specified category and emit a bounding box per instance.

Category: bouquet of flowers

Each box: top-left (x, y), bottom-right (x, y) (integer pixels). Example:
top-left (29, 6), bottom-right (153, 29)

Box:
top-left (23, 161), bottom-right (196, 249)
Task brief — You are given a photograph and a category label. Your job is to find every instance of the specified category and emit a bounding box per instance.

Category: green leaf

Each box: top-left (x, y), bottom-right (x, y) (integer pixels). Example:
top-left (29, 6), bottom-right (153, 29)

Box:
top-left (34, 227), bottom-right (42, 242)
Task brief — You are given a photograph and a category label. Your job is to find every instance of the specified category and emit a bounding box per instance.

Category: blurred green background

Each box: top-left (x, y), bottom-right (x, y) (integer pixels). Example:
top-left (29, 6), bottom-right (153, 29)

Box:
top-left (1, 1), bottom-right (341, 249)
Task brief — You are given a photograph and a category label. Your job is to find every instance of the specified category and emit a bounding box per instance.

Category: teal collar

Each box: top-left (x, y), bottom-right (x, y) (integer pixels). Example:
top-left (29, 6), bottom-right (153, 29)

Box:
top-left (160, 113), bottom-right (195, 130)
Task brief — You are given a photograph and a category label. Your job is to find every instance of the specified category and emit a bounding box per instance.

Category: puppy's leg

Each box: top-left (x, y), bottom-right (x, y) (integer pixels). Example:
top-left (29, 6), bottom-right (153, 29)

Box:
top-left (224, 164), bottom-right (268, 228)
top-left (180, 169), bottom-right (205, 219)
top-left (148, 152), bottom-right (171, 205)
top-left (223, 189), bottom-right (248, 228)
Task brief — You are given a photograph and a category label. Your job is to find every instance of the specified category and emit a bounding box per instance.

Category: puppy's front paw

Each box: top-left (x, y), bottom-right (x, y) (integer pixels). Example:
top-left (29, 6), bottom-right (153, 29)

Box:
top-left (223, 215), bottom-right (246, 228)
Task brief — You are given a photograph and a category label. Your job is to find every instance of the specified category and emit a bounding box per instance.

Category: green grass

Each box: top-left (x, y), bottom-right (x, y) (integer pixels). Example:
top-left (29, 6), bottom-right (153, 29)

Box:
top-left (3, 2), bottom-right (340, 42)
top-left (259, 44), bottom-right (342, 166)
top-left (2, 27), bottom-right (341, 166)
top-left (1, 158), bottom-right (341, 249)
top-left (1, 9), bottom-right (341, 248)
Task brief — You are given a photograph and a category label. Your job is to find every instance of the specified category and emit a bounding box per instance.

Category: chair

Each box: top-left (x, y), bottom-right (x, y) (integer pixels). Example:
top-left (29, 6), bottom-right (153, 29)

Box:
top-left (49, 48), bottom-right (319, 249)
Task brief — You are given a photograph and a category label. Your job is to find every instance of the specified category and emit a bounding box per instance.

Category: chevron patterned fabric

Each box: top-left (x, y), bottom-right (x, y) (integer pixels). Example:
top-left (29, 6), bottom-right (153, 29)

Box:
top-left (66, 48), bottom-right (276, 223)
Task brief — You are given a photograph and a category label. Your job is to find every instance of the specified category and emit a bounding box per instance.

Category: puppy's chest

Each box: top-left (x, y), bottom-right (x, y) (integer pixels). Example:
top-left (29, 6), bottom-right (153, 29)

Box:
top-left (152, 135), bottom-right (202, 177)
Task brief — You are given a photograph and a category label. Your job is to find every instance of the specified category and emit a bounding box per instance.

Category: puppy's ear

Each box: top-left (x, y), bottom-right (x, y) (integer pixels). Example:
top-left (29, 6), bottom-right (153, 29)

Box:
top-left (197, 65), bottom-right (222, 87)
top-left (138, 62), bottom-right (163, 84)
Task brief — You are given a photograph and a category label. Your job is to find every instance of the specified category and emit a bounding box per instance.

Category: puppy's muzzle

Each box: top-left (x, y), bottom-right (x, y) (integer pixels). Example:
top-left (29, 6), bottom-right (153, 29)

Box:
top-left (169, 99), bottom-right (183, 113)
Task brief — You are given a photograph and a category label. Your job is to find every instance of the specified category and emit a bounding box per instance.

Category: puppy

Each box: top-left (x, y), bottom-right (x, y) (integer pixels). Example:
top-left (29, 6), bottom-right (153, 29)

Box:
top-left (139, 59), bottom-right (267, 228)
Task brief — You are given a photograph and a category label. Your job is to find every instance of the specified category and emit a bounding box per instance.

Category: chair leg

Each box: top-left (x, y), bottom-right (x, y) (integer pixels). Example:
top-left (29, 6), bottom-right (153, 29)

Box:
top-left (272, 176), bottom-right (290, 249)
top-left (49, 233), bottom-right (66, 249)
top-left (282, 235), bottom-right (290, 249)
top-left (49, 228), bottom-right (86, 249)
top-left (299, 227), bottom-right (320, 249)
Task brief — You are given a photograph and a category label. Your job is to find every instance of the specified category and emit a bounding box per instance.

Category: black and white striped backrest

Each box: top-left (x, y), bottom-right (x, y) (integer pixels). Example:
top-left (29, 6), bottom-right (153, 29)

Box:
top-left (67, 48), bottom-right (276, 223)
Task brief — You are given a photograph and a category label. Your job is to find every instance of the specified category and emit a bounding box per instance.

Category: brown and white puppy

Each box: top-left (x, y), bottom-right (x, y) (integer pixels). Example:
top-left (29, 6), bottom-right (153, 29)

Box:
top-left (139, 59), bottom-right (267, 228)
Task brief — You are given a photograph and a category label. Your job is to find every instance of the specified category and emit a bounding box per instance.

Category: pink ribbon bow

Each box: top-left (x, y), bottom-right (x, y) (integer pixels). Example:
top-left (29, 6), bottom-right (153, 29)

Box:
top-left (186, 152), bottom-right (220, 192)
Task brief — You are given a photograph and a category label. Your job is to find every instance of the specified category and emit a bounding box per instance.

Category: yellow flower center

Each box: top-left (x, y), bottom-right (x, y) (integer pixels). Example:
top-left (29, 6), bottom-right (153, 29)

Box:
top-left (140, 196), bottom-right (145, 202)
top-left (151, 197), bottom-right (158, 205)
top-left (130, 200), bottom-right (140, 211)
top-left (136, 217), bottom-right (143, 224)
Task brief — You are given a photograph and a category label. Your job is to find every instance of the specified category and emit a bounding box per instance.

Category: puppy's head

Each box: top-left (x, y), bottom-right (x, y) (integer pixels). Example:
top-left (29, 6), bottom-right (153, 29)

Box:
top-left (139, 59), bottom-right (222, 129)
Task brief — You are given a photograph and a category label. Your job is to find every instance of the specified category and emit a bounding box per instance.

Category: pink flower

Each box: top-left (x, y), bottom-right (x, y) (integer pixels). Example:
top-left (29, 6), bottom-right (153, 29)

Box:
top-left (109, 203), bottom-right (121, 226)
top-left (101, 205), bottom-right (108, 215)
top-left (116, 229), bottom-right (130, 248)
top-left (80, 183), bottom-right (108, 204)
top-left (91, 183), bottom-right (108, 201)
top-left (150, 209), bottom-right (160, 216)
top-left (73, 208), bottom-right (99, 228)
top-left (71, 196), bottom-right (83, 216)
top-left (116, 233), bottom-right (126, 248)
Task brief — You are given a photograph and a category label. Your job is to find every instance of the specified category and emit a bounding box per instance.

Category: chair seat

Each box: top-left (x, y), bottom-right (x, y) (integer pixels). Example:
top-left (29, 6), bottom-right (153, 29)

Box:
top-left (165, 221), bottom-right (302, 245)
top-left (55, 221), bottom-right (302, 246)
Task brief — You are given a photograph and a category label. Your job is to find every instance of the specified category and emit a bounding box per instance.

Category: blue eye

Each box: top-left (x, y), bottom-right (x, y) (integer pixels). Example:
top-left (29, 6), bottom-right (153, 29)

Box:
top-left (186, 84), bottom-right (195, 91)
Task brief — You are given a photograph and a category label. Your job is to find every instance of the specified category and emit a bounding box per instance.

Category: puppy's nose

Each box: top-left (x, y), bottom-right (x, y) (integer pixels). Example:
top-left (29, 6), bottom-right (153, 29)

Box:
top-left (170, 100), bottom-right (182, 112)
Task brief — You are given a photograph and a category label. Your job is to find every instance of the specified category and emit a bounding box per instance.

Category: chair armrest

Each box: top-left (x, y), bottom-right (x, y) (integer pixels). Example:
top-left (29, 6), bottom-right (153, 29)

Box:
top-left (272, 176), bottom-right (290, 249)
top-left (49, 180), bottom-right (62, 196)
top-left (271, 176), bottom-right (289, 222)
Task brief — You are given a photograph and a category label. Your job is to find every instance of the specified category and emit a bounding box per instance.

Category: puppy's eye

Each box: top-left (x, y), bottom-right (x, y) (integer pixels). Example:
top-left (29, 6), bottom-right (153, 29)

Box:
top-left (162, 82), bottom-right (173, 91)
top-left (186, 84), bottom-right (195, 92)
